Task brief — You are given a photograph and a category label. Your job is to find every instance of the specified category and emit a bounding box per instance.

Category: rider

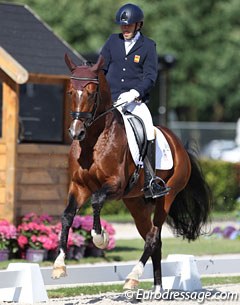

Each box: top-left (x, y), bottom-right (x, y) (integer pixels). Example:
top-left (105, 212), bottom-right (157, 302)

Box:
top-left (100, 3), bottom-right (169, 199)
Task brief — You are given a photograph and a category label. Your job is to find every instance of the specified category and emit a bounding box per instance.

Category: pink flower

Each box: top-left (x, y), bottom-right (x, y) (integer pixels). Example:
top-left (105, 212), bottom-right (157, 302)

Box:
top-left (107, 235), bottom-right (116, 250)
top-left (72, 215), bottom-right (82, 229)
top-left (101, 220), bottom-right (115, 235)
top-left (39, 214), bottom-right (53, 224)
top-left (0, 220), bottom-right (10, 226)
top-left (79, 216), bottom-right (93, 232)
top-left (30, 235), bottom-right (38, 243)
top-left (15, 213), bottom-right (116, 254)
top-left (17, 235), bottom-right (28, 248)
top-left (0, 220), bottom-right (17, 249)
top-left (43, 233), bottom-right (58, 250)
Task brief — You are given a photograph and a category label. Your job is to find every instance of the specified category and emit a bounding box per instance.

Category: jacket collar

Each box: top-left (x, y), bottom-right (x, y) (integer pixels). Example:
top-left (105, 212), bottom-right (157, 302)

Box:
top-left (127, 33), bottom-right (144, 55)
top-left (118, 32), bottom-right (144, 55)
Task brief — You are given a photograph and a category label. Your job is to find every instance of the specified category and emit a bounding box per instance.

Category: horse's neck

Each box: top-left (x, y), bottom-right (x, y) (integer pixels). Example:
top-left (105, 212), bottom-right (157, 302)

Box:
top-left (98, 71), bottom-right (112, 110)
top-left (77, 71), bottom-right (116, 169)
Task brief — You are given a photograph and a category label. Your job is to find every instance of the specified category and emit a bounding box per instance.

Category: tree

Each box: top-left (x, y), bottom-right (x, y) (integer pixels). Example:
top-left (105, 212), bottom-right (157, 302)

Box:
top-left (139, 0), bottom-right (240, 121)
top-left (7, 0), bottom-right (240, 121)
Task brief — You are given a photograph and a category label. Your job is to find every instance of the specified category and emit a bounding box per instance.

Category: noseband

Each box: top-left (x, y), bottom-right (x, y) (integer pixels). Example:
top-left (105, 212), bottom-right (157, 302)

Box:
top-left (70, 76), bottom-right (100, 128)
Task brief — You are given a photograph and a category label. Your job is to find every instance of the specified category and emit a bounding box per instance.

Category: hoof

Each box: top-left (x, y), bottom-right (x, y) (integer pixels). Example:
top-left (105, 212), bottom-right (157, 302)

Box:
top-left (153, 285), bottom-right (163, 294)
top-left (51, 266), bottom-right (67, 279)
top-left (92, 229), bottom-right (109, 249)
top-left (123, 279), bottom-right (139, 290)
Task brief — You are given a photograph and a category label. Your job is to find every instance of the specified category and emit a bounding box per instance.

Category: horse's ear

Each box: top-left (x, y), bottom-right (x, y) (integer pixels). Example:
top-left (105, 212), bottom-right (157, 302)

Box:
top-left (64, 53), bottom-right (77, 72)
top-left (91, 55), bottom-right (105, 72)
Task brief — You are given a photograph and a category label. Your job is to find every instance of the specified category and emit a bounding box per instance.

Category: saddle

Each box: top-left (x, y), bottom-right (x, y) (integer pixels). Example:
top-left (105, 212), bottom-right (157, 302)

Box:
top-left (121, 111), bottom-right (173, 195)
top-left (124, 112), bottom-right (147, 194)
top-left (126, 112), bottom-right (148, 160)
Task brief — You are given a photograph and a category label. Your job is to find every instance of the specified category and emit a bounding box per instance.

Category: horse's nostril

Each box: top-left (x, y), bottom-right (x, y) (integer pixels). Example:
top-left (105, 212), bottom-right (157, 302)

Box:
top-left (78, 130), bottom-right (86, 141)
top-left (68, 125), bottom-right (86, 141)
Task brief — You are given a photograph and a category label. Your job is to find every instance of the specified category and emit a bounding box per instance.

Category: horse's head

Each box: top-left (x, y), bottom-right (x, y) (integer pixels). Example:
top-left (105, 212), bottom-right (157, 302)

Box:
top-left (65, 54), bottom-right (105, 141)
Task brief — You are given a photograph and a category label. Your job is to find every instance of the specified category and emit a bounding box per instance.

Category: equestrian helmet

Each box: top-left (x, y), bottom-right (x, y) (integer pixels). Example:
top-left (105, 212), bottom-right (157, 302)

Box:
top-left (115, 3), bottom-right (144, 25)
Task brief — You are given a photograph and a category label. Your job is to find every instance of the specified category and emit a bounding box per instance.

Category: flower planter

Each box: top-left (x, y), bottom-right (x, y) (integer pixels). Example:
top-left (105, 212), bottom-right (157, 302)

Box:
top-left (0, 249), bottom-right (9, 261)
top-left (26, 248), bottom-right (45, 262)
top-left (67, 245), bottom-right (86, 260)
top-left (85, 244), bottom-right (104, 257)
top-left (47, 249), bottom-right (58, 261)
top-left (73, 245), bottom-right (86, 260)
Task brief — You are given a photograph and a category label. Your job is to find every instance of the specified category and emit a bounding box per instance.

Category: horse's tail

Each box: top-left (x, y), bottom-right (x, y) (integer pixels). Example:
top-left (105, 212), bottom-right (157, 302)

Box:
top-left (166, 151), bottom-right (212, 241)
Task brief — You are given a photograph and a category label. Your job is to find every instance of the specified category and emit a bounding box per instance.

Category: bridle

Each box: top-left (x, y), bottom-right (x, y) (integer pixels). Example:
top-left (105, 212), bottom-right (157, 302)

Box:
top-left (69, 76), bottom-right (117, 128)
top-left (70, 76), bottom-right (100, 128)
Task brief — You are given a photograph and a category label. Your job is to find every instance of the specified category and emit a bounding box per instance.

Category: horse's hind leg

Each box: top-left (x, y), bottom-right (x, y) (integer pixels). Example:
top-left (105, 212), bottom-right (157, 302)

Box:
top-left (150, 191), bottom-right (178, 291)
top-left (151, 231), bottom-right (163, 292)
top-left (123, 196), bottom-right (172, 291)
top-left (124, 224), bottom-right (161, 290)
top-left (52, 193), bottom-right (78, 279)
top-left (91, 188), bottom-right (109, 249)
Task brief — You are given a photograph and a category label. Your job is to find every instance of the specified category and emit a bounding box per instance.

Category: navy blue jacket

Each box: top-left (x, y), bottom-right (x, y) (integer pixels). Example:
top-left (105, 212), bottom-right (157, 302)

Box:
top-left (100, 33), bottom-right (158, 102)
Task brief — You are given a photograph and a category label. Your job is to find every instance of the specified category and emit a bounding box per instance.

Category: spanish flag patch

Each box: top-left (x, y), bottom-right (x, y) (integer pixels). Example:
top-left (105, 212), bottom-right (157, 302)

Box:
top-left (134, 55), bottom-right (140, 63)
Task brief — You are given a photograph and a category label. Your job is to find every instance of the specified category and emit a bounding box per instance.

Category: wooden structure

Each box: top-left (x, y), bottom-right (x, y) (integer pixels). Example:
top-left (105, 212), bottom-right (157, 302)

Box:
top-left (0, 3), bottom-right (85, 222)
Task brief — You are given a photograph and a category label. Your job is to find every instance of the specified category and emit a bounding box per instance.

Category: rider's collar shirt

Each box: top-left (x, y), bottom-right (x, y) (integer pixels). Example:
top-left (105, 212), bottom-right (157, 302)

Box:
top-left (124, 31), bottom-right (141, 55)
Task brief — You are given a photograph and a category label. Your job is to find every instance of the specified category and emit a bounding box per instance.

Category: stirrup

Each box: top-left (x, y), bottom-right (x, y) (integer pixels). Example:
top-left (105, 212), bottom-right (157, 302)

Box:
top-left (143, 176), bottom-right (171, 199)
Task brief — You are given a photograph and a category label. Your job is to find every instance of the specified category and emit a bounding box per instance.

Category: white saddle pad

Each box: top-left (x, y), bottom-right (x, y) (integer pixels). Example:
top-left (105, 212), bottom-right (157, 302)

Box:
top-left (121, 112), bottom-right (173, 170)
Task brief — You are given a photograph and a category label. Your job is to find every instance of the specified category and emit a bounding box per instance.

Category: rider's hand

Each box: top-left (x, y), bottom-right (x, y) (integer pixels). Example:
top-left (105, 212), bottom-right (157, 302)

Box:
top-left (114, 89), bottom-right (140, 108)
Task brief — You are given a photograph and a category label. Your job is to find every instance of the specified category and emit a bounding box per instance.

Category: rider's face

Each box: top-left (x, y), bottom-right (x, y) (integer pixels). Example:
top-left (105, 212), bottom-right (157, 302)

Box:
top-left (120, 23), bottom-right (140, 40)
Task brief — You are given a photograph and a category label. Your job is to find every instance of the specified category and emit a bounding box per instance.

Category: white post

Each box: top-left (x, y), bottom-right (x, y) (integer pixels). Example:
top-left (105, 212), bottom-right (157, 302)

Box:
top-left (0, 263), bottom-right (48, 303)
top-left (163, 254), bottom-right (202, 291)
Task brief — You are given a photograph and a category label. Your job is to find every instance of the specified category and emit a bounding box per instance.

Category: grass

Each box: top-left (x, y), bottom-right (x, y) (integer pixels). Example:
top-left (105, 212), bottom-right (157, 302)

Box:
top-left (1, 237), bottom-right (239, 298)
top-left (47, 276), bottom-right (240, 298)
top-left (102, 213), bottom-right (133, 223)
top-left (210, 210), bottom-right (238, 221)
top-left (201, 276), bottom-right (240, 286)
top-left (101, 209), bottom-right (239, 223)
top-left (106, 237), bottom-right (240, 262)
top-left (1, 236), bottom-right (239, 270)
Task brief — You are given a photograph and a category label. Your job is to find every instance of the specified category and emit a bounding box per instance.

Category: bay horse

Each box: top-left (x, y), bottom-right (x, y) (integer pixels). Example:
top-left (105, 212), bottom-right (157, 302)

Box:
top-left (52, 54), bottom-right (211, 291)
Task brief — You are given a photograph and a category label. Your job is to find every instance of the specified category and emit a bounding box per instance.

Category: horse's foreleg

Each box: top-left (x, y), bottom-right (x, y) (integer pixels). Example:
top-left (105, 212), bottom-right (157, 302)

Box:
top-left (52, 193), bottom-right (77, 279)
top-left (91, 189), bottom-right (109, 249)
top-left (123, 197), bottom-right (154, 290)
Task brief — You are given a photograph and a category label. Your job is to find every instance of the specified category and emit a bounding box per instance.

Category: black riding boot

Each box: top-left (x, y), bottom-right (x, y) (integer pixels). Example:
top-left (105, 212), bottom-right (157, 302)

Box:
top-left (143, 140), bottom-right (170, 199)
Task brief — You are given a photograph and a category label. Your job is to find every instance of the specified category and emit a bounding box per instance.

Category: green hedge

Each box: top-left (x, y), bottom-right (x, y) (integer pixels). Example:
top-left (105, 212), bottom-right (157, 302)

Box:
top-left (201, 159), bottom-right (239, 212)
top-left (80, 160), bottom-right (239, 215)
top-left (81, 199), bottom-right (128, 216)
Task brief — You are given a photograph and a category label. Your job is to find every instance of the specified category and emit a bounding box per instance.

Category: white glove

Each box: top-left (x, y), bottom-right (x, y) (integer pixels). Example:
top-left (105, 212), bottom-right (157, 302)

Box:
top-left (114, 89), bottom-right (140, 107)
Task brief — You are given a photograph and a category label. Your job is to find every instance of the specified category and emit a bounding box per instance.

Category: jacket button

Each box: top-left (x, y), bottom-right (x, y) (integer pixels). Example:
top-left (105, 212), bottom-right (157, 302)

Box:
top-left (123, 68), bottom-right (126, 71)
top-left (125, 57), bottom-right (127, 60)
top-left (121, 79), bottom-right (124, 82)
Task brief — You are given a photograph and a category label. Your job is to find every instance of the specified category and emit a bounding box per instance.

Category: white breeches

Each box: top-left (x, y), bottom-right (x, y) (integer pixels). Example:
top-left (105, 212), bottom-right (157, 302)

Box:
top-left (123, 101), bottom-right (155, 140)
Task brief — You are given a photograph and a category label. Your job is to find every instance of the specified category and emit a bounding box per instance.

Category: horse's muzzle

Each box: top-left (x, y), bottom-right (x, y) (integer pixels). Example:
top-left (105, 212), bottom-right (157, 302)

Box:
top-left (68, 126), bottom-right (86, 141)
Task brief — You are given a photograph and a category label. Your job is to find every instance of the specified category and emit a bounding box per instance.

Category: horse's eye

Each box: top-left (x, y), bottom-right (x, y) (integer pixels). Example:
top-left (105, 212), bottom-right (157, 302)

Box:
top-left (67, 91), bottom-right (72, 96)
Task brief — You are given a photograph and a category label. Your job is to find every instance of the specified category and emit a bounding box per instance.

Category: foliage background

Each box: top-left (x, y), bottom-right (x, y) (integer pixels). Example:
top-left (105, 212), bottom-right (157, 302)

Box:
top-left (78, 160), bottom-right (239, 215)
top-left (5, 0), bottom-right (240, 122)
